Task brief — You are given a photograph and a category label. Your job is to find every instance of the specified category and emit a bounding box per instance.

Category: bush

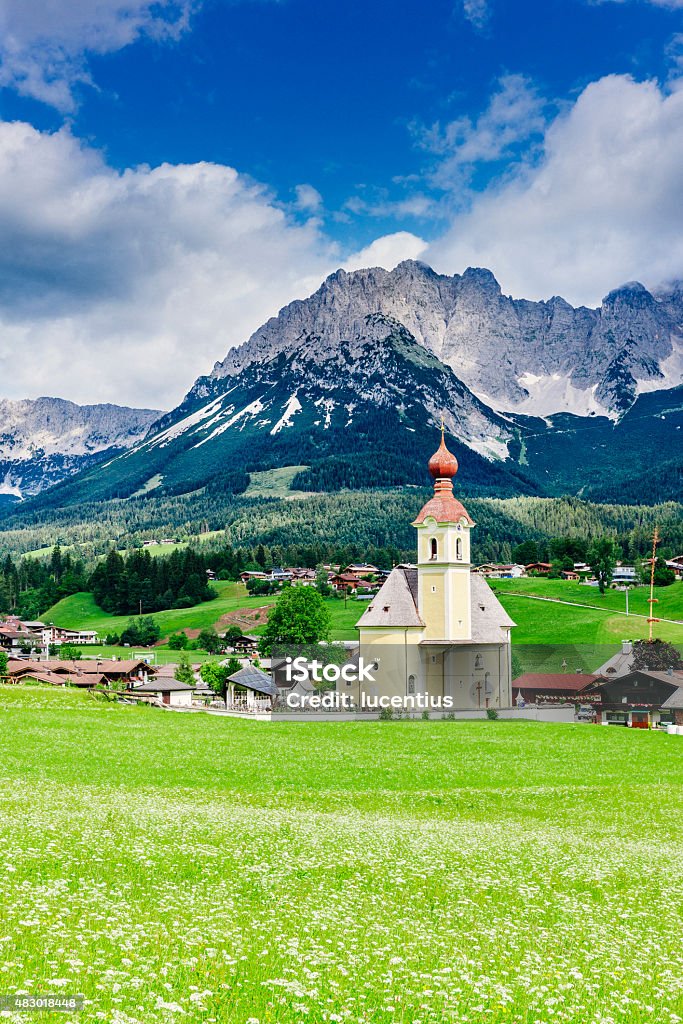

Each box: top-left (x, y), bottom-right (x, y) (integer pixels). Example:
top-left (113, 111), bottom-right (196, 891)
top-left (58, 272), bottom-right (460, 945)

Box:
top-left (486, 708), bottom-right (499, 720)
top-left (378, 706), bottom-right (394, 720)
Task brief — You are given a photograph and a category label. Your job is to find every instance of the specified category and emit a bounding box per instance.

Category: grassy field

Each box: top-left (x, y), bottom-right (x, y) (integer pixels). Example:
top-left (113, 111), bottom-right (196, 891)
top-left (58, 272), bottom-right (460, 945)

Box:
top-left (1, 685), bottom-right (683, 1023)
top-left (490, 577), bottom-right (683, 620)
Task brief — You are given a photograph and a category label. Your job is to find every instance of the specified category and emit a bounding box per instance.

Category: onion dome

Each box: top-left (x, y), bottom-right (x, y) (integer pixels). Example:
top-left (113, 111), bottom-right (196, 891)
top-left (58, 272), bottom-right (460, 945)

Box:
top-left (413, 424), bottom-right (474, 526)
top-left (428, 428), bottom-right (458, 479)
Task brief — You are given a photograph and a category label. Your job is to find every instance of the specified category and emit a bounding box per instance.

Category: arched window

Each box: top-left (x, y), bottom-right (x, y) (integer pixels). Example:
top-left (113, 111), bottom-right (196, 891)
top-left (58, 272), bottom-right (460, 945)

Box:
top-left (475, 654), bottom-right (483, 670)
top-left (407, 674), bottom-right (416, 695)
top-left (456, 537), bottom-right (463, 560)
top-left (430, 538), bottom-right (438, 560)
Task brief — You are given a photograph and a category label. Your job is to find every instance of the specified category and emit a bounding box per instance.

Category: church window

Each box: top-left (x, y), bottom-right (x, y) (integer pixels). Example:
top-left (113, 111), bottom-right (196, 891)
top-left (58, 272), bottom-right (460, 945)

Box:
top-left (407, 674), bottom-right (416, 695)
top-left (456, 538), bottom-right (463, 560)
top-left (475, 654), bottom-right (483, 670)
top-left (429, 538), bottom-right (438, 560)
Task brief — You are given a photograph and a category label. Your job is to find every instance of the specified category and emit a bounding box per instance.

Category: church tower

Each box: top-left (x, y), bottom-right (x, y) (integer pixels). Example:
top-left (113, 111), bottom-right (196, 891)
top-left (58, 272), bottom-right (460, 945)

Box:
top-left (412, 427), bottom-right (474, 642)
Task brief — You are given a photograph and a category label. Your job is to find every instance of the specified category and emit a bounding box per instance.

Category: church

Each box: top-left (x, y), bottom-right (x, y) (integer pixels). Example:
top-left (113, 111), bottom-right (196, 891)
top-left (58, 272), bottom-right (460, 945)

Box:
top-left (354, 429), bottom-right (515, 711)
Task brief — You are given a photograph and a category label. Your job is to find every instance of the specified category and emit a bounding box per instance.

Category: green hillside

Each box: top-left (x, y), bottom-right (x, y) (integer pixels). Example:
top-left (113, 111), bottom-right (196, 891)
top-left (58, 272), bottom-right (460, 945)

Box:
top-left (44, 583), bottom-right (364, 645)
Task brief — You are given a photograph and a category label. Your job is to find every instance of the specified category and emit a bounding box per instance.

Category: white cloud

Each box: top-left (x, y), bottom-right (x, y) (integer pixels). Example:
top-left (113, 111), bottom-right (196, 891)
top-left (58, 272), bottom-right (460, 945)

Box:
top-left (462, 0), bottom-right (490, 29)
top-left (417, 74), bottom-right (548, 192)
top-left (344, 232), bottom-right (429, 273)
top-left (427, 74), bottom-right (683, 305)
top-left (0, 0), bottom-right (196, 110)
top-left (0, 121), bottom-right (336, 407)
top-left (293, 184), bottom-right (323, 213)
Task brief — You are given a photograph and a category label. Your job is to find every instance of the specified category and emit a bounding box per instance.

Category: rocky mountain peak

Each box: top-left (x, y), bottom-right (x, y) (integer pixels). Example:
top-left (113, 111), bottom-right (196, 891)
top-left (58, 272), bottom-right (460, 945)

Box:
top-left (204, 261), bottom-right (682, 420)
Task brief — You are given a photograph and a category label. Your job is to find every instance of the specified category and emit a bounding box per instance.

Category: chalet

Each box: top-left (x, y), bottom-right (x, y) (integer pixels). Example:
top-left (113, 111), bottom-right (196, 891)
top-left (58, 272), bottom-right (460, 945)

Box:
top-left (513, 673), bottom-right (598, 705)
top-left (128, 679), bottom-right (195, 707)
top-left (343, 563), bottom-right (379, 579)
top-left (239, 571), bottom-right (268, 583)
top-left (525, 562), bottom-right (552, 575)
top-left (330, 573), bottom-right (362, 593)
top-left (667, 555), bottom-right (683, 579)
top-left (583, 669), bottom-right (683, 728)
top-left (39, 625), bottom-right (99, 646)
top-left (560, 570), bottom-right (581, 581)
top-left (3, 658), bottom-right (155, 688)
top-left (225, 632), bottom-right (260, 653)
top-left (289, 570), bottom-right (317, 586)
top-left (0, 627), bottom-right (35, 656)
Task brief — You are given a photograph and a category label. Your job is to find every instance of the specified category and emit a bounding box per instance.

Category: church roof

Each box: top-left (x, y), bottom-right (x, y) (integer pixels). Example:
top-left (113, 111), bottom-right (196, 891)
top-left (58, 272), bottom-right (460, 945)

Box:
top-left (412, 491), bottom-right (474, 526)
top-left (356, 566), bottom-right (515, 640)
top-left (356, 565), bottom-right (425, 628)
top-left (469, 574), bottom-right (516, 643)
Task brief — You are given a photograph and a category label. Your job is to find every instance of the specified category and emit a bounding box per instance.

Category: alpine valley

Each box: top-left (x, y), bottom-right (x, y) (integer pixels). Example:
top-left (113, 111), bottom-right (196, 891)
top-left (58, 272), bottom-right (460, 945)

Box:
top-left (11, 260), bottom-right (681, 518)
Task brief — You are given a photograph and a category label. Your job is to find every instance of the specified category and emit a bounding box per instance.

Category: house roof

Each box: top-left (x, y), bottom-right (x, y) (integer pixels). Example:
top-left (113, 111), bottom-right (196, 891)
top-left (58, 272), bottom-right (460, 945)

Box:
top-left (227, 665), bottom-right (278, 697)
top-left (661, 686), bottom-right (683, 710)
top-left (594, 650), bottom-right (634, 677)
top-left (514, 672), bottom-right (597, 691)
top-left (131, 679), bottom-right (196, 692)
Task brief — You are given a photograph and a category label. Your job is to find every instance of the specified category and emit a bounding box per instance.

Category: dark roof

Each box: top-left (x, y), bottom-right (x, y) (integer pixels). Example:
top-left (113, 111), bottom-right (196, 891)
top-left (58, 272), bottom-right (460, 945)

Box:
top-left (131, 679), bottom-right (195, 692)
top-left (227, 665), bottom-right (278, 697)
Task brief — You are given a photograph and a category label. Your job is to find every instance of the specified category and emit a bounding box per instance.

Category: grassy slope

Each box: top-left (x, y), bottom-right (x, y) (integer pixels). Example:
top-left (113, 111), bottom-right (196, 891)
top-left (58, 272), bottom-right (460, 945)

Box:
top-left (1, 686), bottom-right (683, 1023)
top-left (44, 583), bottom-right (363, 644)
top-left (490, 577), bottom-right (683, 619)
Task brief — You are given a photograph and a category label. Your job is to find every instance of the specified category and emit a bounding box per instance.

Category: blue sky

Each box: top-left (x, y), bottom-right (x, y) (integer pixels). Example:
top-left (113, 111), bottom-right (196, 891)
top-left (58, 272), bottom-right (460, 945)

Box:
top-left (0, 0), bottom-right (681, 406)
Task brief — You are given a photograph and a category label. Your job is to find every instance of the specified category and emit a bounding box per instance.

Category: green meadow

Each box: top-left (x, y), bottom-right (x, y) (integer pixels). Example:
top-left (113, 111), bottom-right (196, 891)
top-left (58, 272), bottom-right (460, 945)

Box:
top-left (1, 685), bottom-right (683, 1023)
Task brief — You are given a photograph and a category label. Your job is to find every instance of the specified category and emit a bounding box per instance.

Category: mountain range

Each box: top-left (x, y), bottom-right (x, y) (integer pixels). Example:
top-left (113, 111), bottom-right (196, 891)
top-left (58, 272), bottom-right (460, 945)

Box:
top-left (0, 398), bottom-right (161, 504)
top-left (2, 261), bottom-right (682, 511)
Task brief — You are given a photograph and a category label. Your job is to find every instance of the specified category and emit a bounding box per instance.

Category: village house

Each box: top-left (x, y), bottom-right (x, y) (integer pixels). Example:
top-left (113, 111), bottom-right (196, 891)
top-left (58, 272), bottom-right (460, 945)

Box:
top-left (525, 562), bottom-right (553, 575)
top-left (513, 672), bottom-right (598, 705)
top-left (582, 669), bottom-right (683, 728)
top-left (127, 678), bottom-right (195, 707)
top-left (330, 573), bottom-right (363, 593)
top-left (353, 430), bottom-right (515, 712)
top-left (2, 658), bottom-right (155, 689)
top-left (343, 563), bottom-right (380, 579)
top-left (475, 564), bottom-right (525, 579)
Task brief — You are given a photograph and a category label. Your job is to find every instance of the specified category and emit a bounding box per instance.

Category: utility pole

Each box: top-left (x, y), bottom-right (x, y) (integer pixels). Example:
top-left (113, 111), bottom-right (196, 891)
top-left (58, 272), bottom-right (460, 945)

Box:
top-left (625, 588), bottom-right (629, 617)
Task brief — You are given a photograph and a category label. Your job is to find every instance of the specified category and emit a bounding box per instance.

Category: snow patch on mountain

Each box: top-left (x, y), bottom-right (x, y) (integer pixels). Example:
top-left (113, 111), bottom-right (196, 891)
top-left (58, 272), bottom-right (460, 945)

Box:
top-left (635, 339), bottom-right (683, 396)
top-left (146, 398), bottom-right (223, 451)
top-left (194, 398), bottom-right (266, 448)
top-left (480, 374), bottom-right (614, 421)
top-left (271, 394), bottom-right (302, 435)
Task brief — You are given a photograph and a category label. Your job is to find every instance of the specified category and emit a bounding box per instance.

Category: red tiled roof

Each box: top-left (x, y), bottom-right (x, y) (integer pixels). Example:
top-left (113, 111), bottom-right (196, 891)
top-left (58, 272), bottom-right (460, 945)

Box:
top-left (413, 488), bottom-right (474, 526)
top-left (514, 673), bottom-right (597, 691)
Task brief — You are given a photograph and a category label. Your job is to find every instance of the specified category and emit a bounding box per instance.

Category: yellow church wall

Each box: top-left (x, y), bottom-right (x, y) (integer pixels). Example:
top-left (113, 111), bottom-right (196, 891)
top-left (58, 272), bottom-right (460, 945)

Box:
top-left (355, 628), bottom-right (423, 706)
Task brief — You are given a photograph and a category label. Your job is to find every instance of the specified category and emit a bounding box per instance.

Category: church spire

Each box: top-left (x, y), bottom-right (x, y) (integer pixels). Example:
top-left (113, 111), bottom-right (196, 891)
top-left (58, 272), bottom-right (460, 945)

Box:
top-left (413, 425), bottom-right (473, 526)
